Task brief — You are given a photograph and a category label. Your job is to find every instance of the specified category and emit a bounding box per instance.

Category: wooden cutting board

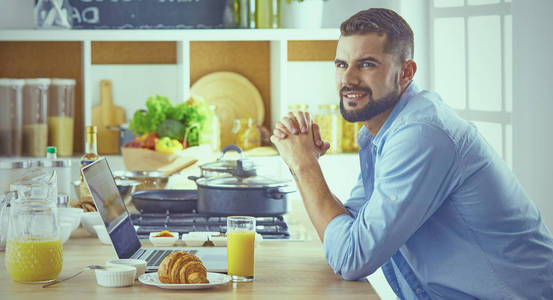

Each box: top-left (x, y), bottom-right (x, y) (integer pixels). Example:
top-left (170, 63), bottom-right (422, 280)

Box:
top-left (91, 80), bottom-right (126, 154)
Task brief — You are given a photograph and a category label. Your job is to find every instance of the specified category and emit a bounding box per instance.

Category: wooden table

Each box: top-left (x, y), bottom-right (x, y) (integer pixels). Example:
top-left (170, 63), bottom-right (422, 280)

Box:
top-left (0, 205), bottom-right (380, 300)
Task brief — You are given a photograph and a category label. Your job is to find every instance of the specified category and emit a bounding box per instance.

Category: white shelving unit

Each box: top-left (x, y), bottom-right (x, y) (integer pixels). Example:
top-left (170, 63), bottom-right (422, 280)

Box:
top-left (0, 28), bottom-right (340, 129)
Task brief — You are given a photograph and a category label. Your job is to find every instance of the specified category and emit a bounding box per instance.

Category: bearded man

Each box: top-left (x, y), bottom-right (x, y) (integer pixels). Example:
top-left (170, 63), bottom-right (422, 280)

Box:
top-left (271, 8), bottom-right (553, 299)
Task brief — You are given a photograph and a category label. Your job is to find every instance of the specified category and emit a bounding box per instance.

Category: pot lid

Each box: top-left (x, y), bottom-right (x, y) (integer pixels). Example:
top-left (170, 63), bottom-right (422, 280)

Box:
top-left (195, 175), bottom-right (290, 189)
top-left (200, 145), bottom-right (257, 178)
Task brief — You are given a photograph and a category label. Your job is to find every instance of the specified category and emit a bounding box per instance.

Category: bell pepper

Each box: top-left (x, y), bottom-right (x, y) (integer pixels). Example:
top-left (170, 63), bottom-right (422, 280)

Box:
top-left (155, 137), bottom-right (184, 154)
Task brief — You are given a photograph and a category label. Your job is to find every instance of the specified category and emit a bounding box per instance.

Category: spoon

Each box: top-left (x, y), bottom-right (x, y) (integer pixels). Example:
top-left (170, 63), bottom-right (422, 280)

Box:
top-left (42, 265), bottom-right (105, 288)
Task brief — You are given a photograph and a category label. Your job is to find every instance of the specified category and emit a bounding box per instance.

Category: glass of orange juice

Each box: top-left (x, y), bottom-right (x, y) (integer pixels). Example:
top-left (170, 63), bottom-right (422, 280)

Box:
top-left (226, 216), bottom-right (256, 282)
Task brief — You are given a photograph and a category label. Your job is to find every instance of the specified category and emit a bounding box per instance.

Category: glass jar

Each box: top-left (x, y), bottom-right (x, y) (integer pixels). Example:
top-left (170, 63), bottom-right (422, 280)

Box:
top-left (23, 78), bottom-right (50, 157)
top-left (342, 120), bottom-right (363, 152)
top-left (6, 169), bottom-right (61, 283)
top-left (235, 118), bottom-right (261, 151)
top-left (314, 104), bottom-right (342, 154)
top-left (4, 191), bottom-right (62, 283)
top-left (0, 79), bottom-right (24, 157)
top-left (47, 78), bottom-right (75, 157)
top-left (287, 104), bottom-right (309, 114)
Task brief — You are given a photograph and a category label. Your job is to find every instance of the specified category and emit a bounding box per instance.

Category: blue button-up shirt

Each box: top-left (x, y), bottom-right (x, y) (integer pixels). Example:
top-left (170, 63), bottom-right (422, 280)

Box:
top-left (323, 82), bottom-right (553, 299)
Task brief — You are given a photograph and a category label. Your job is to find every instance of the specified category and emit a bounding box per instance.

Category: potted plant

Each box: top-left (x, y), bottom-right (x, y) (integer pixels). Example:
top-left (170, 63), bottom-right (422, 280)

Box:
top-left (281, 0), bottom-right (327, 29)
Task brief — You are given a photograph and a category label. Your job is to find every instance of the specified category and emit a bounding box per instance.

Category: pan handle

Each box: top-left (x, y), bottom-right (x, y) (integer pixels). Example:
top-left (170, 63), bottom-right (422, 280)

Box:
top-left (265, 186), bottom-right (296, 200)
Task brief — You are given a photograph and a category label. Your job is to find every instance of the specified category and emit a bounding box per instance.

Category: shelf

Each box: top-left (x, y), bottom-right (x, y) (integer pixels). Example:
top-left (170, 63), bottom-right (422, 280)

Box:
top-left (0, 28), bottom-right (340, 42)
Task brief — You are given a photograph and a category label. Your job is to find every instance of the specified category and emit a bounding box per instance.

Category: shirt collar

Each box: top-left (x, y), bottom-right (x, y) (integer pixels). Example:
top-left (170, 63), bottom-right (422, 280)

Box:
top-left (357, 81), bottom-right (420, 149)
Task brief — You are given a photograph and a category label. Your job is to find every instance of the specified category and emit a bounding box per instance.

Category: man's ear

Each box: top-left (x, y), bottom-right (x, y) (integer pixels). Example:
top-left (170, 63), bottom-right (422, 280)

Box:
top-left (400, 60), bottom-right (417, 86)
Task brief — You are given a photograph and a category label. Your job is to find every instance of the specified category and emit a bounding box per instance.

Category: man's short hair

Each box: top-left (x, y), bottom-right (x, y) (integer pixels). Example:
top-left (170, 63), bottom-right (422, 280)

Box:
top-left (340, 8), bottom-right (414, 64)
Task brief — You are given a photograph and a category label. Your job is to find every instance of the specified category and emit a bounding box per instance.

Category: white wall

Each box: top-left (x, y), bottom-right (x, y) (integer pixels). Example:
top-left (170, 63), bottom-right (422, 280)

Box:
top-left (0, 0), bottom-right (33, 29)
top-left (512, 0), bottom-right (553, 231)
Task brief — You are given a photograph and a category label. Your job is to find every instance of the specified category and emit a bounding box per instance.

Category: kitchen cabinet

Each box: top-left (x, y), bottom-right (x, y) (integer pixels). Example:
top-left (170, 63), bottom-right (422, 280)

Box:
top-left (0, 29), bottom-right (339, 153)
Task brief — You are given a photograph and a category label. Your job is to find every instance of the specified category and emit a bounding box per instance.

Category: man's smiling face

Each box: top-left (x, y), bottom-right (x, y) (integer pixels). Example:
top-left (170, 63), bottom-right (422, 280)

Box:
top-left (335, 33), bottom-right (403, 122)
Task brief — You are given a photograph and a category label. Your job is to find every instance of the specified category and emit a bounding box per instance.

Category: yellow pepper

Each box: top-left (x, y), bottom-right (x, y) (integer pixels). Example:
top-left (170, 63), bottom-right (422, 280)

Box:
top-left (155, 137), bottom-right (184, 154)
top-left (136, 133), bottom-right (150, 142)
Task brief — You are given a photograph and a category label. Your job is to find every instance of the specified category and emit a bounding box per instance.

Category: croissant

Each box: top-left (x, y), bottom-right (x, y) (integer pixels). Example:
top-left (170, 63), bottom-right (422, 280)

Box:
top-left (158, 251), bottom-right (209, 284)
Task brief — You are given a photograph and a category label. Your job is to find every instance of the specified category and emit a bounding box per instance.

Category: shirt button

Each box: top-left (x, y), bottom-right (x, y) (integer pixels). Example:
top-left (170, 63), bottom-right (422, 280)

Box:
top-left (390, 195), bottom-right (398, 201)
top-left (416, 288), bottom-right (424, 295)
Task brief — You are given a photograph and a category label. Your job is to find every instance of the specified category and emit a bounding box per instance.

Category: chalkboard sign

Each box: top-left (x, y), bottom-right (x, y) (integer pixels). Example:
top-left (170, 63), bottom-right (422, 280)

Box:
top-left (68, 0), bottom-right (235, 29)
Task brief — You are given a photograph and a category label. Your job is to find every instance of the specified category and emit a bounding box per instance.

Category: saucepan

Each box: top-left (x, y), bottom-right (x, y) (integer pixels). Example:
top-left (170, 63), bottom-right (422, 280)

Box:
top-left (189, 175), bottom-right (296, 217)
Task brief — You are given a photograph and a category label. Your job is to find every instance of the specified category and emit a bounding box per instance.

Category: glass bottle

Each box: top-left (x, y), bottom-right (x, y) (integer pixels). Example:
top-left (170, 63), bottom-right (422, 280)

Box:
top-left (46, 146), bottom-right (57, 159)
top-left (199, 105), bottom-right (221, 152)
top-left (256, 0), bottom-right (280, 28)
top-left (314, 104), bottom-right (342, 154)
top-left (232, 118), bottom-right (247, 147)
top-left (79, 126), bottom-right (99, 206)
top-left (236, 118), bottom-right (261, 151)
top-left (342, 119), bottom-right (362, 152)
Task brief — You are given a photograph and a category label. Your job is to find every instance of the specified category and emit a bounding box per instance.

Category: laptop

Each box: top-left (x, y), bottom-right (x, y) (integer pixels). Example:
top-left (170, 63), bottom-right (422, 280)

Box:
top-left (81, 157), bottom-right (227, 272)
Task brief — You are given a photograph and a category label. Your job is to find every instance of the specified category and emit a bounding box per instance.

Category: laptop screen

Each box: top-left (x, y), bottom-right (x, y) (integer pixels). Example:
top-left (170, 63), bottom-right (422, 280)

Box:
top-left (82, 158), bottom-right (142, 259)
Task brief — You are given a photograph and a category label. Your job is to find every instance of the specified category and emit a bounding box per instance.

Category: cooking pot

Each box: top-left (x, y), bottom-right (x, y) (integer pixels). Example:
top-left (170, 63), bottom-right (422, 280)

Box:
top-left (199, 144), bottom-right (256, 178)
top-left (131, 189), bottom-right (197, 213)
top-left (189, 175), bottom-right (296, 217)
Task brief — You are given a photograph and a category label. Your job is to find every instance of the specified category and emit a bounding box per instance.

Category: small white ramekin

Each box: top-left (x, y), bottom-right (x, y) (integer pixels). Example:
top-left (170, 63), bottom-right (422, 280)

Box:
top-left (106, 259), bottom-right (147, 280)
top-left (95, 265), bottom-right (136, 287)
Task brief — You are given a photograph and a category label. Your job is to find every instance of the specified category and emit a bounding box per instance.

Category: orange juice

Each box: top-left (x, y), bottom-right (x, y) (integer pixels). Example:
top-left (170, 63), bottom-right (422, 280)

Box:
top-left (227, 230), bottom-right (255, 277)
top-left (5, 238), bottom-right (63, 282)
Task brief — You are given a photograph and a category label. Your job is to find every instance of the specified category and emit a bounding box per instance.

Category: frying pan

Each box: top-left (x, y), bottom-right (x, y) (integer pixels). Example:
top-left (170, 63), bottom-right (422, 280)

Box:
top-left (131, 189), bottom-right (197, 213)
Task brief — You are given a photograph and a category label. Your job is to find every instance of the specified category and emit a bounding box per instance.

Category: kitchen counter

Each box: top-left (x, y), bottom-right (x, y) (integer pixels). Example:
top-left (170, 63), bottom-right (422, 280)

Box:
top-left (0, 203), bottom-right (380, 300)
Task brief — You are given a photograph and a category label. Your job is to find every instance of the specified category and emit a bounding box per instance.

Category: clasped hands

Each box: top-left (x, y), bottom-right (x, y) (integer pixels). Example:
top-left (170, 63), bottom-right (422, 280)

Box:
top-left (269, 111), bottom-right (330, 173)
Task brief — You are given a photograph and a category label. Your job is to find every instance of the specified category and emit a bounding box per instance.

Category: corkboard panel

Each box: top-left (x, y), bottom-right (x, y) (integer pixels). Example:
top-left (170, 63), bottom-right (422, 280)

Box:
top-left (92, 41), bottom-right (177, 64)
top-left (0, 41), bottom-right (84, 154)
top-left (190, 41), bottom-right (271, 128)
top-left (288, 40), bottom-right (338, 61)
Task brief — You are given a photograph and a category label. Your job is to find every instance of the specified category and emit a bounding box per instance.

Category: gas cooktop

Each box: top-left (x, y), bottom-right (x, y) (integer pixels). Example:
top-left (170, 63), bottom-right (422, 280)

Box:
top-left (130, 212), bottom-right (291, 240)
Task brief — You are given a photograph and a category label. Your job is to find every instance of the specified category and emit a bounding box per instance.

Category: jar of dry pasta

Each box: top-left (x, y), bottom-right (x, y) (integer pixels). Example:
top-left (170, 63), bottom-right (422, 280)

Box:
top-left (342, 119), bottom-right (363, 152)
top-left (314, 104), bottom-right (342, 154)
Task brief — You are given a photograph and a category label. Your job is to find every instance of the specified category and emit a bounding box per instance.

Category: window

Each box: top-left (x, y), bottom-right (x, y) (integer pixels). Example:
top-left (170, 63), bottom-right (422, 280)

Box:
top-left (430, 0), bottom-right (512, 167)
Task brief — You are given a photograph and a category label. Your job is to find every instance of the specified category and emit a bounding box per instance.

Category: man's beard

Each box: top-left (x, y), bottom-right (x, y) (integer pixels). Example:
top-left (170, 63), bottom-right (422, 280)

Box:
top-left (340, 85), bottom-right (401, 123)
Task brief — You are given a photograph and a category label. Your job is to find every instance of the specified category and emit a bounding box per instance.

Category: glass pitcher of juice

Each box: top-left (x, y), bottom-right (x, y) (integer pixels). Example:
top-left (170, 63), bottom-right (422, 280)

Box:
top-left (4, 171), bottom-right (62, 283)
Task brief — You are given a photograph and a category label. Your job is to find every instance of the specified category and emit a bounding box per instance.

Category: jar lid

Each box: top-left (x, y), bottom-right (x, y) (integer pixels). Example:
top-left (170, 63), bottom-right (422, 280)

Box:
top-left (35, 159), bottom-right (72, 168)
top-left (0, 78), bottom-right (25, 86)
top-left (0, 160), bottom-right (32, 169)
top-left (24, 78), bottom-right (51, 85)
top-left (51, 78), bottom-right (76, 86)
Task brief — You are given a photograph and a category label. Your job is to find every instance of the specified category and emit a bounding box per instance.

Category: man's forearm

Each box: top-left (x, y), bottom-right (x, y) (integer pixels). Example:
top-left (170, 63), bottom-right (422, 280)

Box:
top-left (292, 160), bottom-right (349, 241)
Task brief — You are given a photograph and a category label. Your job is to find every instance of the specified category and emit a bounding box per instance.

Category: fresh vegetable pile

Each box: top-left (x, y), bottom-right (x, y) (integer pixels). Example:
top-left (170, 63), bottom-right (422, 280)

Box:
top-left (125, 95), bottom-right (213, 154)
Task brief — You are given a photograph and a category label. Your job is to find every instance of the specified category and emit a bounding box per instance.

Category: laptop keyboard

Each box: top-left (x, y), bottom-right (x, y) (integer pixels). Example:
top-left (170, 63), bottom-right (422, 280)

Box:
top-left (134, 249), bottom-right (198, 267)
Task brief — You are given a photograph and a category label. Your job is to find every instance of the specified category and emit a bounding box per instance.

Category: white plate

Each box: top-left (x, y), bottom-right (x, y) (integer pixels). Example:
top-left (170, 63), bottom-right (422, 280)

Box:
top-left (138, 272), bottom-right (231, 290)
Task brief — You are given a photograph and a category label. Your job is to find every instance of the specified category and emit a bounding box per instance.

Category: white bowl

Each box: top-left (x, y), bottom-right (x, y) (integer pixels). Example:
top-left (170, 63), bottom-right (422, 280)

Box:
top-left (58, 207), bottom-right (83, 233)
top-left (95, 265), bottom-right (136, 287)
top-left (149, 231), bottom-right (178, 247)
top-left (93, 225), bottom-right (112, 245)
top-left (182, 232), bottom-right (209, 247)
top-left (81, 212), bottom-right (103, 236)
top-left (59, 222), bottom-right (72, 244)
top-left (106, 259), bottom-right (147, 280)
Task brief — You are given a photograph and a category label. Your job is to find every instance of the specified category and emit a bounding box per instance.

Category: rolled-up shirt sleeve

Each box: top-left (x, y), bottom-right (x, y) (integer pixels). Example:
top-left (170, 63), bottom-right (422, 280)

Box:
top-left (323, 123), bottom-right (458, 280)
